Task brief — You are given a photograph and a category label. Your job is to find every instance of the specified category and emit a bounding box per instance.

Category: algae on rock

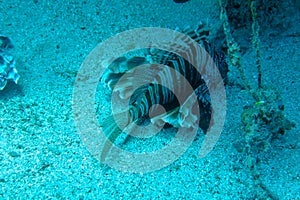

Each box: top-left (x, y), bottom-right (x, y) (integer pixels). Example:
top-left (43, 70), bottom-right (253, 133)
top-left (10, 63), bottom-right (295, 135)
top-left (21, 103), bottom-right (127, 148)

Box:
top-left (218, 0), bottom-right (295, 153)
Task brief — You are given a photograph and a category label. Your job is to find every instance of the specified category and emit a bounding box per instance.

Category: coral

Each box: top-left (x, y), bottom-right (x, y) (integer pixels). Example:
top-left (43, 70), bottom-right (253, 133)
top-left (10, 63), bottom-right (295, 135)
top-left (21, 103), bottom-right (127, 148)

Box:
top-left (0, 36), bottom-right (20, 90)
top-left (218, 0), bottom-right (252, 93)
top-left (218, 0), bottom-right (295, 152)
top-left (241, 87), bottom-right (295, 152)
top-left (223, 0), bottom-right (289, 31)
top-left (219, 1), bottom-right (296, 198)
top-left (250, 1), bottom-right (262, 88)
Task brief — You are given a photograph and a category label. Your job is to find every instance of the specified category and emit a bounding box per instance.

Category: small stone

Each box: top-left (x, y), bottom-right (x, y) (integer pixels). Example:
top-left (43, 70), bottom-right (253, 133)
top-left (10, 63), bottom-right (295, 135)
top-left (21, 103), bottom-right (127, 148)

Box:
top-left (8, 151), bottom-right (20, 157)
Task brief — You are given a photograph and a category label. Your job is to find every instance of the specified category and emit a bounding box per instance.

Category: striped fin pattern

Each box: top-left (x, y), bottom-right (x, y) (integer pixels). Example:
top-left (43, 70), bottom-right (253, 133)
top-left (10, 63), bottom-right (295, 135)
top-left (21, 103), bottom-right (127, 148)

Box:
top-left (99, 22), bottom-right (228, 159)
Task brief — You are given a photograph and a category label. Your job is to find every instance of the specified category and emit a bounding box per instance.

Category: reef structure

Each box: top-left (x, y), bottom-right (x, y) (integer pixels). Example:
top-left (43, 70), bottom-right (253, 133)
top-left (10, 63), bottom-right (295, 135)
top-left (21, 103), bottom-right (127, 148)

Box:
top-left (0, 35), bottom-right (20, 90)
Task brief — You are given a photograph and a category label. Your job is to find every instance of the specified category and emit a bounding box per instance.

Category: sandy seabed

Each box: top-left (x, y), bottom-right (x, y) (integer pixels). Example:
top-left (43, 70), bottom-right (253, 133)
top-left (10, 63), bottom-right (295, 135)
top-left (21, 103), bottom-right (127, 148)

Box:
top-left (0, 0), bottom-right (299, 199)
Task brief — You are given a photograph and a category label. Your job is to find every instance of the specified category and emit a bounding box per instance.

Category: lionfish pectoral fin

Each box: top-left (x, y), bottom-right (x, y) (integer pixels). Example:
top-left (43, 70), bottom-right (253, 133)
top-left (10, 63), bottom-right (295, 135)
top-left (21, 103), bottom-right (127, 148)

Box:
top-left (100, 116), bottom-right (120, 161)
top-left (100, 112), bottom-right (130, 161)
top-left (150, 107), bottom-right (181, 128)
top-left (178, 94), bottom-right (199, 130)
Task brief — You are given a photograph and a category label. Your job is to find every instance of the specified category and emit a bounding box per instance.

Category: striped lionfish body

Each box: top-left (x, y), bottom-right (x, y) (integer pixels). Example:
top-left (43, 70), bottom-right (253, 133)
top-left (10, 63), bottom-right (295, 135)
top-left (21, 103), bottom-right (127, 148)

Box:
top-left (100, 22), bottom-right (228, 158)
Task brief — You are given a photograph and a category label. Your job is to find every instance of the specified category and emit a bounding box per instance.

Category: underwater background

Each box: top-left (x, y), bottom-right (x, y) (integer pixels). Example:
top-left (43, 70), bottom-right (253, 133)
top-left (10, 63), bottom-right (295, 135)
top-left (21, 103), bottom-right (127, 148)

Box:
top-left (0, 0), bottom-right (299, 199)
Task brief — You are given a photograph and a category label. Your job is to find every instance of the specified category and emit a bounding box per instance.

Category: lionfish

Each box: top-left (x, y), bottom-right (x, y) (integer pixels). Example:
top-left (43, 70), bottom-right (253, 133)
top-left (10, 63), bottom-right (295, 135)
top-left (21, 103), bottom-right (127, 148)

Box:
top-left (99, 22), bottom-right (228, 159)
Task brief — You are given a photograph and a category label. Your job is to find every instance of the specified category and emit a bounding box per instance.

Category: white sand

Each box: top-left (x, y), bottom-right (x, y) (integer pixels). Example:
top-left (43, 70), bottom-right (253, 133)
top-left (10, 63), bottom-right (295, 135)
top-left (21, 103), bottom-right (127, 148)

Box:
top-left (0, 0), bottom-right (299, 199)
